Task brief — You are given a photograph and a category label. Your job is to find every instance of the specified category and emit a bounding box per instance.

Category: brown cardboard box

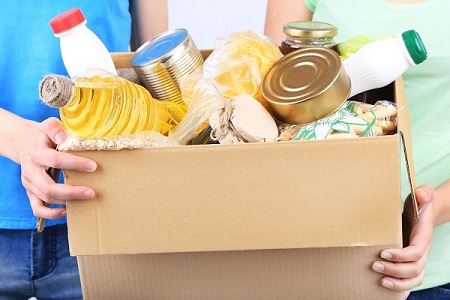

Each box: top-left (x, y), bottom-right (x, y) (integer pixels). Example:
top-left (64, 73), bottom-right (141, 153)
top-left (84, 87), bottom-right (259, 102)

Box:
top-left (65, 53), bottom-right (416, 300)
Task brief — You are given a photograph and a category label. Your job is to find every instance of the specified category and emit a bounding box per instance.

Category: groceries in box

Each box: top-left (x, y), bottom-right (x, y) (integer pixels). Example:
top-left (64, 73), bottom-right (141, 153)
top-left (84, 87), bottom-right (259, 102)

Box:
top-left (41, 9), bottom-right (427, 153)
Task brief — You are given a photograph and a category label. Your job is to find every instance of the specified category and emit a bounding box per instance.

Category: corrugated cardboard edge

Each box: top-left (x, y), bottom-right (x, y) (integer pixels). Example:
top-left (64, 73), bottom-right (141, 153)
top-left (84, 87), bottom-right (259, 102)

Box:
top-left (394, 78), bottom-right (419, 220)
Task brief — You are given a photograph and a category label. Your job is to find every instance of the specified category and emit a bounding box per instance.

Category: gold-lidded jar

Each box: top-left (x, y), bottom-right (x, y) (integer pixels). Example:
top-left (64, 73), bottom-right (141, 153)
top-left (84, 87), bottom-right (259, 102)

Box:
top-left (132, 28), bottom-right (203, 101)
top-left (262, 47), bottom-right (350, 125)
top-left (281, 21), bottom-right (338, 55)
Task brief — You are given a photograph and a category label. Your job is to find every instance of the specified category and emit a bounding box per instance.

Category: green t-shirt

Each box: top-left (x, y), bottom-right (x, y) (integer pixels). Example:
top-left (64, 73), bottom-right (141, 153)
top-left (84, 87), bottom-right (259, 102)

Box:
top-left (304, 0), bottom-right (450, 291)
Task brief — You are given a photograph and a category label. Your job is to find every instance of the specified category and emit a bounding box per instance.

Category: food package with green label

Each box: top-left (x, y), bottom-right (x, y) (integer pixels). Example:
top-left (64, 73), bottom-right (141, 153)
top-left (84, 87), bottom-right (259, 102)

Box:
top-left (278, 100), bottom-right (397, 142)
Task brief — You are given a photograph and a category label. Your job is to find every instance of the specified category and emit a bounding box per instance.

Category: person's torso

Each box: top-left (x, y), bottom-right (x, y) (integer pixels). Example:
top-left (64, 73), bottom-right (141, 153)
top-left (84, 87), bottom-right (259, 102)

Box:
top-left (306, 0), bottom-right (450, 290)
top-left (0, 0), bottom-right (131, 229)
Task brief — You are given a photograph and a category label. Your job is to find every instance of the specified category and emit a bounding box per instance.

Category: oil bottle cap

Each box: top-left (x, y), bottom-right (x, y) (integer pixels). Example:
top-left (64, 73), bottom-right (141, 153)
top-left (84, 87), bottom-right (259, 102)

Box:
top-left (50, 8), bottom-right (86, 34)
top-left (402, 30), bottom-right (427, 65)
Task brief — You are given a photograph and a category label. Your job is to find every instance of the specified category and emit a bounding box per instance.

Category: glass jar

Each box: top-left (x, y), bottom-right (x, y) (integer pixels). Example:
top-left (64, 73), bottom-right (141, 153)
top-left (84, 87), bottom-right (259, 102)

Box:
top-left (280, 21), bottom-right (338, 55)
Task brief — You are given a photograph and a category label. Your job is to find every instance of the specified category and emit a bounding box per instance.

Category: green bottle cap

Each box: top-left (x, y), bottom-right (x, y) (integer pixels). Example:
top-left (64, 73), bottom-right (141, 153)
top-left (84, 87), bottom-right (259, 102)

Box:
top-left (402, 30), bottom-right (428, 65)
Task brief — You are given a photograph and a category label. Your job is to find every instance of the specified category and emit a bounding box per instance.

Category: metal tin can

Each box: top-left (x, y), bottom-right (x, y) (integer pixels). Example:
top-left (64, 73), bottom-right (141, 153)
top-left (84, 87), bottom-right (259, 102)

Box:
top-left (262, 47), bottom-right (350, 125)
top-left (280, 21), bottom-right (338, 55)
top-left (132, 28), bottom-right (203, 101)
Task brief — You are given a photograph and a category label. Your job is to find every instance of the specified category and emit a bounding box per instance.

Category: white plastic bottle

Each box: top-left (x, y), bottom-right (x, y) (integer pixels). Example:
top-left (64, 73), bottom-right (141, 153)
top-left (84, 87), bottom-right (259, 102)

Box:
top-left (343, 30), bottom-right (428, 98)
top-left (49, 8), bottom-right (117, 78)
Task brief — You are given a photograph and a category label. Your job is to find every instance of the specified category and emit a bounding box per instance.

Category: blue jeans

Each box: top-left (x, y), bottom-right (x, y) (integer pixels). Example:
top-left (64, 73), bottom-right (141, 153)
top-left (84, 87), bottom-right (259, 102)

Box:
top-left (0, 224), bottom-right (82, 300)
top-left (408, 283), bottom-right (450, 300)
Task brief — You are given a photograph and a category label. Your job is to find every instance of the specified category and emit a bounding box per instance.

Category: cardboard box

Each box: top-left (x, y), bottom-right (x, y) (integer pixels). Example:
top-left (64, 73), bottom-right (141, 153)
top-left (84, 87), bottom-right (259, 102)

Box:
top-left (65, 52), bottom-right (416, 299)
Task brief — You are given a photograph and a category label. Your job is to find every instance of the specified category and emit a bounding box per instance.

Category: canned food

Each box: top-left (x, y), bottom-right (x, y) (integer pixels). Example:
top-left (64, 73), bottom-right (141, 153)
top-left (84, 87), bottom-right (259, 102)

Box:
top-left (262, 47), bottom-right (350, 125)
top-left (132, 29), bottom-right (203, 102)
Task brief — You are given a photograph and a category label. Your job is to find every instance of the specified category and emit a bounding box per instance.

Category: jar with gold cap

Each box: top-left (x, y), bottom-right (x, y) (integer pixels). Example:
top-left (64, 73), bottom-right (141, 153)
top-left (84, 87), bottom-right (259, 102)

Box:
top-left (280, 21), bottom-right (338, 55)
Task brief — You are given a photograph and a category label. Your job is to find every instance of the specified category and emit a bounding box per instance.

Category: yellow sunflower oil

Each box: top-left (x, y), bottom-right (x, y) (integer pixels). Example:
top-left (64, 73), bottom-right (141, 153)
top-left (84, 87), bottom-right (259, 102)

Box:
top-left (58, 75), bottom-right (186, 139)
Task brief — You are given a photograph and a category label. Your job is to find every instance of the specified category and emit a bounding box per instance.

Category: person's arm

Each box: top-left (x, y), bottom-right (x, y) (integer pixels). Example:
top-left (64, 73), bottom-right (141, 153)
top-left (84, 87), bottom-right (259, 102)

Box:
top-left (130, 0), bottom-right (168, 50)
top-left (372, 180), bottom-right (450, 294)
top-left (0, 108), bottom-right (97, 219)
top-left (264, 0), bottom-right (313, 45)
top-left (0, 108), bottom-right (26, 163)
top-left (434, 180), bottom-right (450, 225)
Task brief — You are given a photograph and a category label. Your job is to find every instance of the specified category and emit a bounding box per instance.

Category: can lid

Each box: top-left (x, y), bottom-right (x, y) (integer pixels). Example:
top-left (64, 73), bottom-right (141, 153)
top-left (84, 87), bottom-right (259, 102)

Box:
top-left (132, 29), bottom-right (189, 67)
top-left (50, 8), bottom-right (86, 34)
top-left (263, 47), bottom-right (342, 105)
top-left (262, 47), bottom-right (349, 124)
top-left (402, 30), bottom-right (427, 65)
top-left (283, 21), bottom-right (337, 39)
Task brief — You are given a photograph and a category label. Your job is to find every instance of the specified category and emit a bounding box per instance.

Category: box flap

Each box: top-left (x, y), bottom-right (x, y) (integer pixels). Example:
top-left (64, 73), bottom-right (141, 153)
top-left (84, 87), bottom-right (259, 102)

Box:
top-left (67, 138), bottom-right (401, 256)
top-left (77, 246), bottom-right (401, 300)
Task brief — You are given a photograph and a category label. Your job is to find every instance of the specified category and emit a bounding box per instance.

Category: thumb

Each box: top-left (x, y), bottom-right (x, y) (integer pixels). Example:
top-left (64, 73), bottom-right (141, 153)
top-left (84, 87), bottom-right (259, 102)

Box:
top-left (415, 185), bottom-right (433, 205)
top-left (40, 117), bottom-right (67, 145)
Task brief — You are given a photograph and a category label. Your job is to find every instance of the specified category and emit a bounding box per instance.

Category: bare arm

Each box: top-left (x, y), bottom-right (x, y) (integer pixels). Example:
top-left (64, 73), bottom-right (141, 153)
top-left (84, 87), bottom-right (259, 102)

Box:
top-left (0, 108), bottom-right (97, 219)
top-left (372, 179), bottom-right (450, 294)
top-left (130, 0), bottom-right (168, 50)
top-left (434, 179), bottom-right (450, 225)
top-left (0, 108), bottom-right (28, 163)
top-left (264, 0), bottom-right (313, 45)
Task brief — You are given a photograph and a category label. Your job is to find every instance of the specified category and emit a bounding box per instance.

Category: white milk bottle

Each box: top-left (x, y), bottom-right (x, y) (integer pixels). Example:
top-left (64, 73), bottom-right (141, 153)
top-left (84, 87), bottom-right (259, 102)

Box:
top-left (343, 30), bottom-right (428, 98)
top-left (49, 8), bottom-right (117, 78)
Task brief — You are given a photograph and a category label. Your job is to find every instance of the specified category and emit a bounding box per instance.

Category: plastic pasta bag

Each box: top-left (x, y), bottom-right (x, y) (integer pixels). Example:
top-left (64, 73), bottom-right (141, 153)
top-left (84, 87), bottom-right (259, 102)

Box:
top-left (170, 31), bottom-right (282, 144)
top-left (169, 73), bottom-right (224, 144)
top-left (203, 31), bottom-right (283, 103)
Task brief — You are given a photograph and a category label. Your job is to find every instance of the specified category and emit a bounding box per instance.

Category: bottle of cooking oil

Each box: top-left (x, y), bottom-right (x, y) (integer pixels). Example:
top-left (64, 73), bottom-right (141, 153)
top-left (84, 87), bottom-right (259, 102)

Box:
top-left (39, 73), bottom-right (186, 139)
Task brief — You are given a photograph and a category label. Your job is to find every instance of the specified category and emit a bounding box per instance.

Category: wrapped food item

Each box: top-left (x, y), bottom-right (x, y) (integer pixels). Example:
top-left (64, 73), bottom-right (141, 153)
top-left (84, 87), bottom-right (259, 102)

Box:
top-left (169, 72), bottom-right (224, 144)
top-left (278, 100), bottom-right (397, 141)
top-left (209, 94), bottom-right (279, 144)
top-left (170, 31), bottom-right (283, 144)
top-left (352, 100), bottom-right (397, 135)
top-left (277, 124), bottom-right (301, 142)
top-left (203, 31), bottom-right (283, 103)
top-left (186, 126), bottom-right (220, 145)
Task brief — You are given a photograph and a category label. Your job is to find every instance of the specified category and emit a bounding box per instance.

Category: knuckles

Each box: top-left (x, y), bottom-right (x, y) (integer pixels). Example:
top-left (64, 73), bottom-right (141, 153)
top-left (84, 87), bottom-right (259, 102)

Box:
top-left (40, 117), bottom-right (61, 132)
top-left (31, 206), bottom-right (40, 217)
top-left (411, 266), bottom-right (421, 278)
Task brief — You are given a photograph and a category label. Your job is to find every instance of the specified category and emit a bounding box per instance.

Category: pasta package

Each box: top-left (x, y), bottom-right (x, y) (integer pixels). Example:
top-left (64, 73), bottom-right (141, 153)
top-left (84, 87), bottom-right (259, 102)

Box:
top-left (203, 31), bottom-right (283, 103)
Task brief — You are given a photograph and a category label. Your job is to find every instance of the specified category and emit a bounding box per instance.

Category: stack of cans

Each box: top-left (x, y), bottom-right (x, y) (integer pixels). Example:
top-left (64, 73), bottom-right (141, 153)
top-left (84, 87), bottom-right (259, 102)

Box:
top-left (132, 29), bottom-right (203, 102)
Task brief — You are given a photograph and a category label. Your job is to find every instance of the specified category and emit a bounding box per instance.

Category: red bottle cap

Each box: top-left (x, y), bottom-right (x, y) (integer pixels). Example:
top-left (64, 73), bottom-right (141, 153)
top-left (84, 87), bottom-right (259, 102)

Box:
top-left (50, 8), bottom-right (86, 34)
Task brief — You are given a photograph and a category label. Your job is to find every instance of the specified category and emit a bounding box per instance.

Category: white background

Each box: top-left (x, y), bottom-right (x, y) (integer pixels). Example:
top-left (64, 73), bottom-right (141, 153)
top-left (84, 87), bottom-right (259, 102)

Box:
top-left (168, 0), bottom-right (268, 49)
